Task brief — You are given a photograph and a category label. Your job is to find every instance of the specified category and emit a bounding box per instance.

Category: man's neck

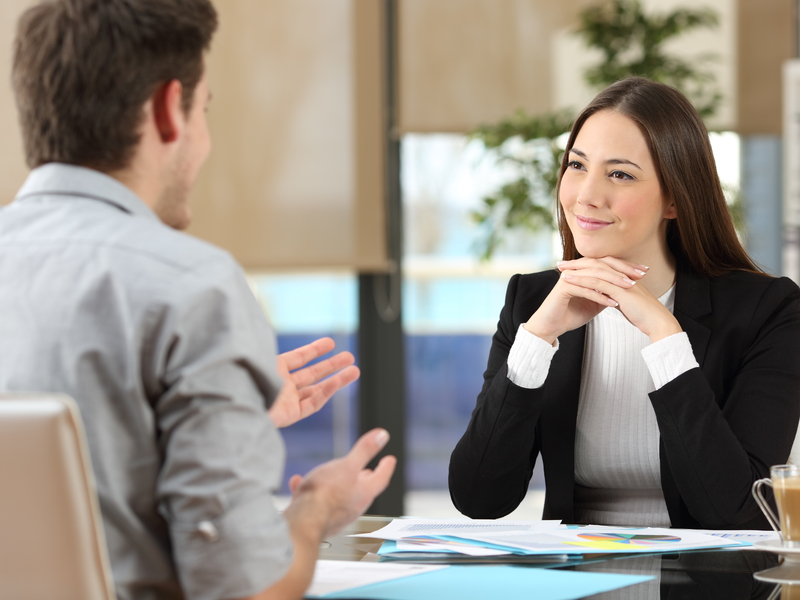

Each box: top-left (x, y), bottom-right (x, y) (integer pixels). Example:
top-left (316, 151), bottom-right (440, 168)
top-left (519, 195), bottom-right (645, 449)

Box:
top-left (104, 163), bottom-right (160, 211)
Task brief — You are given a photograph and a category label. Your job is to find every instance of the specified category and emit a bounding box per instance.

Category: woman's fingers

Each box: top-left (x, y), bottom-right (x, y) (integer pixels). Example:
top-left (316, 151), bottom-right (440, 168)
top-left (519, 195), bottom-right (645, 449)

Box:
top-left (561, 267), bottom-right (637, 292)
top-left (560, 277), bottom-right (619, 307)
top-left (558, 257), bottom-right (649, 280)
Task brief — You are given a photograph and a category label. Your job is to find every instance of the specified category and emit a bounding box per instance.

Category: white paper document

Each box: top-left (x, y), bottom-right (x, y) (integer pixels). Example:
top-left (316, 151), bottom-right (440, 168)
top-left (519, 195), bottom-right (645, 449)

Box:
top-left (350, 518), bottom-right (562, 541)
top-left (695, 529), bottom-right (781, 549)
top-left (436, 526), bottom-right (747, 555)
top-left (394, 539), bottom-right (512, 556)
top-left (697, 529), bottom-right (780, 541)
top-left (305, 560), bottom-right (447, 597)
top-left (355, 519), bottom-right (750, 557)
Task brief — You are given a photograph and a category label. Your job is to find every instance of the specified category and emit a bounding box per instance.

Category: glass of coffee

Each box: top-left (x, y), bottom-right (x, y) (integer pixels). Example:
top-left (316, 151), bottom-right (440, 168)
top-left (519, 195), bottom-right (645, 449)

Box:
top-left (753, 464), bottom-right (800, 547)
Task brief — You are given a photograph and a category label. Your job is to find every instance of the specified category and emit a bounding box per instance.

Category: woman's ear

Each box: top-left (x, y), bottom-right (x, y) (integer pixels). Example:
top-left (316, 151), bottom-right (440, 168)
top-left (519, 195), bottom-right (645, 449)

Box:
top-left (664, 199), bottom-right (677, 220)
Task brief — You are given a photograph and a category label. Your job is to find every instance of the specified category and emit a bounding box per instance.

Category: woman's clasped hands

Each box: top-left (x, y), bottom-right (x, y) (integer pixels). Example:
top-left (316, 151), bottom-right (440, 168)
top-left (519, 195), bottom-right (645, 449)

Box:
top-left (523, 257), bottom-right (683, 346)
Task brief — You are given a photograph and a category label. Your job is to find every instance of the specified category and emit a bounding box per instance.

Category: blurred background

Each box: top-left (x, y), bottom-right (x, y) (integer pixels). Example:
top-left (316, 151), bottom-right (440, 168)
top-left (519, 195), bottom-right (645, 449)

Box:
top-left (0, 0), bottom-right (796, 518)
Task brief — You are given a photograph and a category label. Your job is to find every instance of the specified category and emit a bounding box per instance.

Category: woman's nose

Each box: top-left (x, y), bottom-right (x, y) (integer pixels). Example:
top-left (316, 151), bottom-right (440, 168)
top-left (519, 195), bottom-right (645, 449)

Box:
top-left (576, 174), bottom-right (605, 208)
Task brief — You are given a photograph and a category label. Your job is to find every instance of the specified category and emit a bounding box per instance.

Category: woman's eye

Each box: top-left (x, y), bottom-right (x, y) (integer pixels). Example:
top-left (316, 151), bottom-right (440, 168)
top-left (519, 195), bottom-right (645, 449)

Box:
top-left (610, 170), bottom-right (633, 181)
top-left (567, 160), bottom-right (585, 171)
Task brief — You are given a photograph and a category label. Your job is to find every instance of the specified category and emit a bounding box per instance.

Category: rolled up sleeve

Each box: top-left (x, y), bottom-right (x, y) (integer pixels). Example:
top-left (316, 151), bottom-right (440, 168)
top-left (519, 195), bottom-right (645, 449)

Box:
top-left (151, 256), bottom-right (292, 600)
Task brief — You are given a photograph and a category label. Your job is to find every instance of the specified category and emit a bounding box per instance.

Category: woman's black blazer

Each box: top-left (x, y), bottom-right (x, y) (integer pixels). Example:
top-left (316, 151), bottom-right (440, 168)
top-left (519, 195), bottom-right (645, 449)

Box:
top-left (449, 264), bottom-right (800, 529)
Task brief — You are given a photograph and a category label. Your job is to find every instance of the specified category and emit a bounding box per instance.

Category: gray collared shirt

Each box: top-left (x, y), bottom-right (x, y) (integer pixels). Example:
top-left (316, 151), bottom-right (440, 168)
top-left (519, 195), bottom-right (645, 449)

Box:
top-left (0, 164), bottom-right (292, 600)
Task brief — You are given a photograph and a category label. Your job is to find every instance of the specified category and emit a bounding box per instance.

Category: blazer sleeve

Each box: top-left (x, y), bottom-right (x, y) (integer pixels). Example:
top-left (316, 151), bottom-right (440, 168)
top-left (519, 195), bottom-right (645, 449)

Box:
top-left (449, 274), bottom-right (550, 518)
top-left (652, 275), bottom-right (800, 529)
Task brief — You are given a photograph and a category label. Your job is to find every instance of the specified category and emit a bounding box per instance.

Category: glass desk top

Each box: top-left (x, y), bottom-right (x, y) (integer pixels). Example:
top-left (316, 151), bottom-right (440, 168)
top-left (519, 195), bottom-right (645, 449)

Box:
top-left (318, 516), bottom-right (796, 599)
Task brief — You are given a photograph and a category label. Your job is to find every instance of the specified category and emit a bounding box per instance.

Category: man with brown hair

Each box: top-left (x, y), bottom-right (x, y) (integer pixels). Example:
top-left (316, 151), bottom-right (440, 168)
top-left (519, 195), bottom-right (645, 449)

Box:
top-left (0, 1), bottom-right (395, 599)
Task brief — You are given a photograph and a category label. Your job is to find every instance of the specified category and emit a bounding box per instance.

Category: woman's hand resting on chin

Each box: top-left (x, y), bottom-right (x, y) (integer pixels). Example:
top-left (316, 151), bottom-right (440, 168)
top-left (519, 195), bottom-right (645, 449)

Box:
top-left (524, 257), bottom-right (683, 345)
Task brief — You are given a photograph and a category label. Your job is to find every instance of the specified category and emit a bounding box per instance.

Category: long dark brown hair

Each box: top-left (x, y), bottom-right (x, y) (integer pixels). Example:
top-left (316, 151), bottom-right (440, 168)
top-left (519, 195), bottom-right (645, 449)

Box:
top-left (556, 77), bottom-right (761, 277)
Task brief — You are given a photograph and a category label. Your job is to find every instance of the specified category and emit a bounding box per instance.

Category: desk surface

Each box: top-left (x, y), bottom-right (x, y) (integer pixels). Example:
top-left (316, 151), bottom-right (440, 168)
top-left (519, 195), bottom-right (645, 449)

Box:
top-left (319, 516), bottom-right (790, 599)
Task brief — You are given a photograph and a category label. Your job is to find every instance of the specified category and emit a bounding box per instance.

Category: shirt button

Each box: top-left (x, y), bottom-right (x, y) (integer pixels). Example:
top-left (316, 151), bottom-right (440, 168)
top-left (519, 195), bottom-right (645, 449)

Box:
top-left (197, 520), bottom-right (219, 542)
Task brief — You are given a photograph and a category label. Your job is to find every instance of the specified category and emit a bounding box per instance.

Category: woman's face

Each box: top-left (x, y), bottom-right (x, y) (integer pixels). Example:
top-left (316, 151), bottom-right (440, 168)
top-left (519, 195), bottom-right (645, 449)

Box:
top-left (559, 109), bottom-right (676, 264)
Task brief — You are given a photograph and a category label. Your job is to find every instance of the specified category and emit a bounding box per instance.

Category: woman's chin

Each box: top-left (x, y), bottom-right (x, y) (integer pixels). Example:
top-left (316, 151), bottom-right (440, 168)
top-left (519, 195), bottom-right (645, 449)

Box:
top-left (573, 244), bottom-right (612, 260)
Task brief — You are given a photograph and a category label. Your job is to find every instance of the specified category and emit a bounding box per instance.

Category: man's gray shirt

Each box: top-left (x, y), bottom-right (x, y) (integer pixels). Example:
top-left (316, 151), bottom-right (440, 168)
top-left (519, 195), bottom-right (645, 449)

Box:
top-left (0, 164), bottom-right (293, 600)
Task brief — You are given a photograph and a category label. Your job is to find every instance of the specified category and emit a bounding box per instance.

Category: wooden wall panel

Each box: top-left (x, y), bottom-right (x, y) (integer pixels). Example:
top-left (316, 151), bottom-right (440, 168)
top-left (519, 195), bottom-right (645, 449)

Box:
top-left (188, 0), bottom-right (388, 270)
top-left (737, 0), bottom-right (795, 135)
top-left (0, 1), bottom-right (34, 206)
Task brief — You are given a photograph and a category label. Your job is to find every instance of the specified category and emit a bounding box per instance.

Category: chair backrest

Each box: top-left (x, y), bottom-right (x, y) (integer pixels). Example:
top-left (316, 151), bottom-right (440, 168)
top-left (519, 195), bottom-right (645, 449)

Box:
top-left (0, 393), bottom-right (116, 600)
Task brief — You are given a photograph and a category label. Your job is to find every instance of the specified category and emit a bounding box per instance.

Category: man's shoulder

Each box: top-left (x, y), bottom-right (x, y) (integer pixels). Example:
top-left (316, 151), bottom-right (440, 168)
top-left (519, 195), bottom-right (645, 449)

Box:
top-left (96, 217), bottom-right (245, 300)
top-left (121, 218), bottom-right (236, 275)
top-left (8, 197), bottom-right (234, 273)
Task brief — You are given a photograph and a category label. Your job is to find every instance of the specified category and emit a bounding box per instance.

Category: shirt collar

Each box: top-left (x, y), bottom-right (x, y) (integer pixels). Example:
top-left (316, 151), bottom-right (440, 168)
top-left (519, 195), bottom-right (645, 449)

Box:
top-left (14, 162), bottom-right (161, 224)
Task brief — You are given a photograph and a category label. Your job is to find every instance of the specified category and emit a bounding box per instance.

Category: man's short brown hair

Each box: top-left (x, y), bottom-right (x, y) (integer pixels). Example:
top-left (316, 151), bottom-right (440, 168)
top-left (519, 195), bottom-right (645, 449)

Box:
top-left (12, 0), bottom-right (218, 171)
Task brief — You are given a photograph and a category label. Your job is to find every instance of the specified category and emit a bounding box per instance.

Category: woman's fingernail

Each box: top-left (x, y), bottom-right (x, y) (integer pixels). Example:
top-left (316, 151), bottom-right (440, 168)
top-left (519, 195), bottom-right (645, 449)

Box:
top-left (638, 264), bottom-right (650, 271)
top-left (557, 261), bottom-right (566, 269)
top-left (623, 277), bottom-right (636, 285)
top-left (608, 298), bottom-right (619, 307)
top-left (563, 273), bottom-right (573, 281)
top-left (634, 269), bottom-right (647, 276)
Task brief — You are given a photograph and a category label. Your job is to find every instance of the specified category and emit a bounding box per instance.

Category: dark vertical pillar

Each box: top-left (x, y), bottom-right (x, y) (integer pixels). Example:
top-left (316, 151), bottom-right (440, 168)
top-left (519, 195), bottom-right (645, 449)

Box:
top-left (358, 0), bottom-right (405, 517)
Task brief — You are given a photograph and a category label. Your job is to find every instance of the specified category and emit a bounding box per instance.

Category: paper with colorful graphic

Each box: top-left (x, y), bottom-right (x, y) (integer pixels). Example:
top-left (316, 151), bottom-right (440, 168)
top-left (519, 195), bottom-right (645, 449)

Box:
top-left (434, 526), bottom-right (747, 555)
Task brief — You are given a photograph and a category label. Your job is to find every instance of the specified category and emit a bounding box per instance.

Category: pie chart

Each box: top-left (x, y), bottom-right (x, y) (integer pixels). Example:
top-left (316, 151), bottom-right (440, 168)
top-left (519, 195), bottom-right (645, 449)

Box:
top-left (565, 533), bottom-right (682, 551)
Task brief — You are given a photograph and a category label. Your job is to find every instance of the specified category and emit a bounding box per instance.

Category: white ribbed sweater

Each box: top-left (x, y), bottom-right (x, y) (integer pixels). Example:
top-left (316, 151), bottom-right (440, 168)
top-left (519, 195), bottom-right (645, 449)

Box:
top-left (506, 286), bottom-right (700, 526)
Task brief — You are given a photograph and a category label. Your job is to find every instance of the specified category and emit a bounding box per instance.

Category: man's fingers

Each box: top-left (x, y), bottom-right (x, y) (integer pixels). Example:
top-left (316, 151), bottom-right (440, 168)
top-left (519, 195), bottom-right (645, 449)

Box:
top-left (308, 364), bottom-right (360, 398)
top-left (293, 365), bottom-right (361, 419)
top-left (290, 351), bottom-right (356, 389)
top-left (362, 455), bottom-right (397, 497)
top-left (280, 337), bottom-right (336, 372)
top-left (353, 455), bottom-right (396, 514)
top-left (347, 428), bottom-right (391, 469)
top-left (288, 474), bottom-right (303, 495)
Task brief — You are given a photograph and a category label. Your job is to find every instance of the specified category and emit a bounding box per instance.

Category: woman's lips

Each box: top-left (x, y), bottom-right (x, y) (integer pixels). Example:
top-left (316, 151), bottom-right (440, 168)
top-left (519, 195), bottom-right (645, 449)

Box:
top-left (575, 215), bottom-right (612, 231)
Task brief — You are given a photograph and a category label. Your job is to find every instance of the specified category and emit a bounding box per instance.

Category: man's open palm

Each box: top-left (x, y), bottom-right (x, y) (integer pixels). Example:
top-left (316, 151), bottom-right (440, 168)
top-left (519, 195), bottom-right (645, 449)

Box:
top-left (269, 337), bottom-right (360, 428)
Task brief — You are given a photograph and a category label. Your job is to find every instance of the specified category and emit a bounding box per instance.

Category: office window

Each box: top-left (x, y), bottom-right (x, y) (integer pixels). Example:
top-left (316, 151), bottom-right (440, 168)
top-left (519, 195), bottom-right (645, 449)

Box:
top-left (249, 272), bottom-right (358, 493)
top-left (402, 133), bottom-right (554, 516)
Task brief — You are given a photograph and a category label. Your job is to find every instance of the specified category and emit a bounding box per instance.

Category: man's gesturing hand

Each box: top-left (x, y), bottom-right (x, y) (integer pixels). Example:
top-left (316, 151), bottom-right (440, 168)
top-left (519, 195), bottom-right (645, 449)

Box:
top-left (286, 428), bottom-right (396, 537)
top-left (269, 337), bottom-right (360, 428)
top-left (244, 430), bottom-right (395, 600)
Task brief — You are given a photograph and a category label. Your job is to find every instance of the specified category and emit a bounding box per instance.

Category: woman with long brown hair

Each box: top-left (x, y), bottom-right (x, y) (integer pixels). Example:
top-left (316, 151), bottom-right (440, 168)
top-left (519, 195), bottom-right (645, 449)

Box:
top-left (449, 77), bottom-right (800, 529)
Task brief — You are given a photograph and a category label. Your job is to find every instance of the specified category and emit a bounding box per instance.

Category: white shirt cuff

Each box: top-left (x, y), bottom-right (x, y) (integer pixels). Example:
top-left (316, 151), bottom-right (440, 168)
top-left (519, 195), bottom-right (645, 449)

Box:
top-left (507, 324), bottom-right (558, 389)
top-left (641, 332), bottom-right (699, 390)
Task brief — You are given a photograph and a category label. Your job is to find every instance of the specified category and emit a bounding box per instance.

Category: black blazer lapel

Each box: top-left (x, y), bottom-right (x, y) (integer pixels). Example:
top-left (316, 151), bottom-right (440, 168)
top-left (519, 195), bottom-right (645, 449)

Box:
top-left (540, 324), bottom-right (586, 522)
top-left (660, 264), bottom-right (711, 527)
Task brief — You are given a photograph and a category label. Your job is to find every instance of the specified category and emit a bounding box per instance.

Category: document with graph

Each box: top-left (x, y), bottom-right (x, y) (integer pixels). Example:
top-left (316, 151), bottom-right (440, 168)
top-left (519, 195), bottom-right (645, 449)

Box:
top-left (458, 527), bottom-right (747, 554)
top-left (352, 520), bottom-right (749, 556)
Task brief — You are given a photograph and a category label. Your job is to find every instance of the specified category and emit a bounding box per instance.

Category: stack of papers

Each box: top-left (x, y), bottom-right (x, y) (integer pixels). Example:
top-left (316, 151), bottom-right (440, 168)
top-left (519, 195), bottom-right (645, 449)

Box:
top-left (351, 519), bottom-right (754, 559)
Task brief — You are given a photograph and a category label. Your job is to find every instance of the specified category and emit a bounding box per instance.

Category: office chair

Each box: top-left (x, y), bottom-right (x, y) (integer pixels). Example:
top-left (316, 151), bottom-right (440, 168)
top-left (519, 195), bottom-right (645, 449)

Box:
top-left (0, 393), bottom-right (116, 600)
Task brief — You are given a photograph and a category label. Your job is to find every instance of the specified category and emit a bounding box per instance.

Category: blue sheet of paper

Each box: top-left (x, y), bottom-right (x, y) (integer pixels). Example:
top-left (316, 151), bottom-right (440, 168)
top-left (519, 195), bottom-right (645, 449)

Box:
top-left (313, 565), bottom-right (653, 600)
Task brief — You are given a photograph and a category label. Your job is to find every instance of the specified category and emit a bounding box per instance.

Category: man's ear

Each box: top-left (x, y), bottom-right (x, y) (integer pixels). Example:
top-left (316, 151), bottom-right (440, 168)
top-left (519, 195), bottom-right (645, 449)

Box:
top-left (151, 80), bottom-right (184, 143)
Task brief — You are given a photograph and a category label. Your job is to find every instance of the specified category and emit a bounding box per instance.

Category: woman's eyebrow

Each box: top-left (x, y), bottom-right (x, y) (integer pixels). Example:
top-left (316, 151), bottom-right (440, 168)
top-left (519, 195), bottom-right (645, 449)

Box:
top-left (607, 157), bottom-right (642, 170)
top-left (569, 147), bottom-right (642, 170)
